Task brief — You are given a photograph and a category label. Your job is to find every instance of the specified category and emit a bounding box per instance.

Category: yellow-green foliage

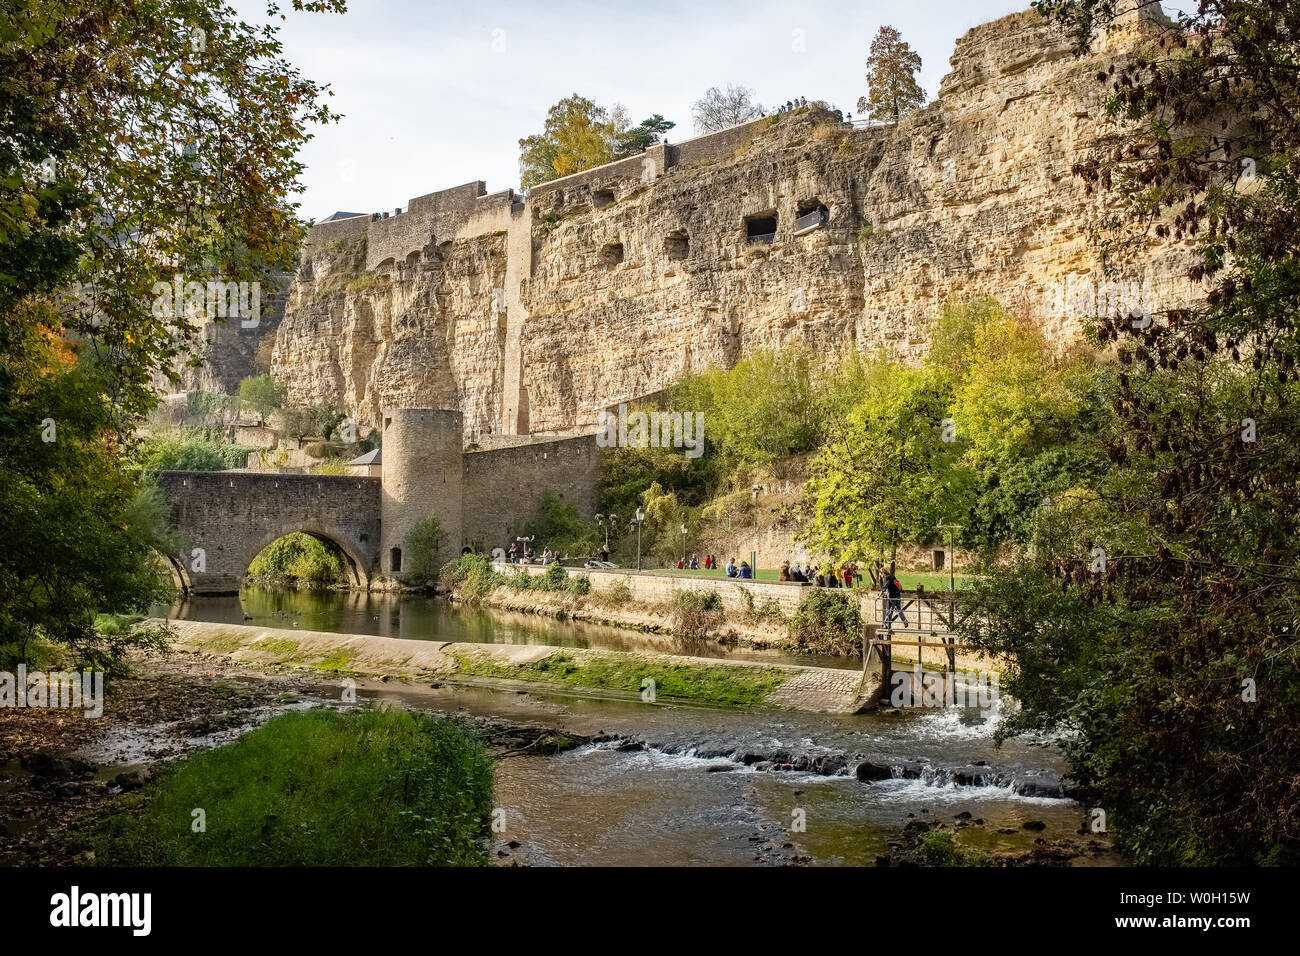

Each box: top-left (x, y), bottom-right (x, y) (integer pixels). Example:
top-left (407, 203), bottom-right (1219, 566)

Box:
top-left (247, 533), bottom-right (345, 586)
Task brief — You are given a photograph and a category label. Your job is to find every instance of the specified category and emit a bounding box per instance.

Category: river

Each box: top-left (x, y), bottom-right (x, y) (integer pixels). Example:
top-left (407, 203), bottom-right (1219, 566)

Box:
top-left (163, 588), bottom-right (1113, 866)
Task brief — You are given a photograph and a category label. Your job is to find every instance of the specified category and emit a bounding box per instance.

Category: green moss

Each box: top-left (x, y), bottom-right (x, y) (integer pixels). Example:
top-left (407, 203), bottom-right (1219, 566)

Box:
top-left (256, 637), bottom-right (300, 658)
top-left (451, 650), bottom-right (788, 706)
top-left (312, 648), bottom-right (354, 672)
top-left (200, 629), bottom-right (252, 654)
top-left (345, 274), bottom-right (387, 293)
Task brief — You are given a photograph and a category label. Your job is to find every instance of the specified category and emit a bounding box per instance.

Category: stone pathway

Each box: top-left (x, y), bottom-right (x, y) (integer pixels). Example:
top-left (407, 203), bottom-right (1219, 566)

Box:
top-left (765, 666), bottom-right (865, 713)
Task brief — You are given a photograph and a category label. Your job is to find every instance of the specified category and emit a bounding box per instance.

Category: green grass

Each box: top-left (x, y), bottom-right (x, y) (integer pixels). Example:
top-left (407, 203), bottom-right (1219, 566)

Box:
top-left (895, 573), bottom-right (977, 592)
top-left (452, 650), bottom-right (788, 706)
top-left (659, 567), bottom-right (787, 583)
top-left (257, 637), bottom-right (300, 655)
top-left (90, 708), bottom-right (494, 866)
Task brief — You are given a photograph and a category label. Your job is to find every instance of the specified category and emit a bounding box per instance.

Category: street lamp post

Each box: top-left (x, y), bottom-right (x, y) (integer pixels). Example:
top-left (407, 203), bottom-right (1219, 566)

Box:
top-left (595, 513), bottom-right (616, 550)
top-left (936, 522), bottom-right (963, 594)
top-left (680, 522), bottom-right (688, 563)
top-left (635, 507), bottom-right (645, 571)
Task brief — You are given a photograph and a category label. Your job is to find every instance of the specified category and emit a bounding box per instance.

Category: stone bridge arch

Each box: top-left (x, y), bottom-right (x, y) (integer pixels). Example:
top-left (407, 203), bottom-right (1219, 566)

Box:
top-left (156, 472), bottom-right (382, 595)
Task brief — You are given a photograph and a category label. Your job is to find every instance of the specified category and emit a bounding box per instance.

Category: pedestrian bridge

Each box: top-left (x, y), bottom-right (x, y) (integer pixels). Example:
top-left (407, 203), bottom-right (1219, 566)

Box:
top-left (155, 472), bottom-right (382, 594)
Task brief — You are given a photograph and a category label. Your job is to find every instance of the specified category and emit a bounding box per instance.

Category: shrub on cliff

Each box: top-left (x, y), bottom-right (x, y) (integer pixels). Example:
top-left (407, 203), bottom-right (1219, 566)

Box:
top-left (789, 589), bottom-right (862, 657)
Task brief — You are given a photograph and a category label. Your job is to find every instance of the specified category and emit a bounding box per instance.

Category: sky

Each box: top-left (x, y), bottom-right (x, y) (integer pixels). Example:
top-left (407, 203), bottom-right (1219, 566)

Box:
top-left (234, 0), bottom-right (1178, 220)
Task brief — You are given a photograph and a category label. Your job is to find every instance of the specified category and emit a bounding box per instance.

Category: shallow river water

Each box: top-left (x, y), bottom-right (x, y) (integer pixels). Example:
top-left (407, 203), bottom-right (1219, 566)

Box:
top-left (164, 588), bottom-right (1113, 866)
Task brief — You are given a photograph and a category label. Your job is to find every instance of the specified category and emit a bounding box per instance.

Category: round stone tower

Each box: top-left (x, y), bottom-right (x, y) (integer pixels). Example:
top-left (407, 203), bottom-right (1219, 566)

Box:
top-left (379, 408), bottom-right (463, 575)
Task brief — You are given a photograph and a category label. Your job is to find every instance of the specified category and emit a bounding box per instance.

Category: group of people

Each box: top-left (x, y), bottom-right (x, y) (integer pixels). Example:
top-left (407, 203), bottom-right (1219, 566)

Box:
top-left (723, 557), bottom-right (752, 579)
top-left (505, 541), bottom-right (558, 565)
top-left (675, 554), bottom-right (722, 571)
top-left (769, 97), bottom-right (854, 124)
top-left (778, 561), bottom-right (856, 587)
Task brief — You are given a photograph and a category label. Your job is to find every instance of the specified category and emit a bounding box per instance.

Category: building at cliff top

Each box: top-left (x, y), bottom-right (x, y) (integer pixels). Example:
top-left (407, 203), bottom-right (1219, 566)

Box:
top-left (184, 3), bottom-right (1196, 444)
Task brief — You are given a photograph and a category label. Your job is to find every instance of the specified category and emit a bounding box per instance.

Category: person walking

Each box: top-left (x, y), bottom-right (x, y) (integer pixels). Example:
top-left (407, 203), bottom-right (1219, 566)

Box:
top-left (882, 569), bottom-right (908, 629)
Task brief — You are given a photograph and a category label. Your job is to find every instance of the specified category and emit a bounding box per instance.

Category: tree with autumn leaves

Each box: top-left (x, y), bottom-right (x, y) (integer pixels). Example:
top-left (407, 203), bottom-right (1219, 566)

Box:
top-left (858, 25), bottom-right (926, 123)
top-left (518, 94), bottom-right (674, 190)
top-left (0, 0), bottom-right (343, 665)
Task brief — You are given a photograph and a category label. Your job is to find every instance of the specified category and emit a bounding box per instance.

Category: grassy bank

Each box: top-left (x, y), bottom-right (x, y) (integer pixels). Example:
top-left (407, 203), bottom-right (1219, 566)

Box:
top-left (451, 648), bottom-right (789, 706)
top-left (90, 708), bottom-right (493, 866)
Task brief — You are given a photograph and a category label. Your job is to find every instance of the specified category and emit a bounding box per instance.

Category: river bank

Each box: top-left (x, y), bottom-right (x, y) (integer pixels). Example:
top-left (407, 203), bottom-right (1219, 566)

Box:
top-left (162, 618), bottom-right (868, 712)
top-left (0, 630), bottom-right (1119, 867)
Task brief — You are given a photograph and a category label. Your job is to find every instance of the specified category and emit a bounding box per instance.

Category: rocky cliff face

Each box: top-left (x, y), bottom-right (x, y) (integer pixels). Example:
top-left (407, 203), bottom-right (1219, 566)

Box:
top-left (270, 6), bottom-right (1200, 436)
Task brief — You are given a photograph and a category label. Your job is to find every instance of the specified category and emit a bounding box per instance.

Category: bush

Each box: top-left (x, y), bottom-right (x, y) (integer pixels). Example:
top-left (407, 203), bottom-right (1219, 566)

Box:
top-left (134, 432), bottom-right (256, 474)
top-left (595, 577), bottom-right (633, 607)
top-left (439, 553), bottom-right (502, 601)
top-left (735, 584), bottom-right (785, 624)
top-left (670, 589), bottom-right (724, 641)
top-left (789, 589), bottom-right (863, 657)
top-left (404, 512), bottom-right (444, 588)
top-left (246, 533), bottom-right (345, 587)
top-left (523, 493), bottom-right (600, 556)
top-left (91, 708), bottom-right (494, 866)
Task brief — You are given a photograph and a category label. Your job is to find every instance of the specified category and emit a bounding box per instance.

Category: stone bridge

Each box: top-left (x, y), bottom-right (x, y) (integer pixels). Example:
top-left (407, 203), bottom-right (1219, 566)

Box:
top-left (156, 472), bottom-right (382, 594)
top-left (154, 408), bottom-right (603, 595)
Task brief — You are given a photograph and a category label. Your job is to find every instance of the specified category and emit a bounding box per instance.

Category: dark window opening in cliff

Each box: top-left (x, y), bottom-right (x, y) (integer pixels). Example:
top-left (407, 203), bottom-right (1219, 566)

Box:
top-left (390, 547), bottom-right (402, 573)
top-left (745, 214), bottom-right (778, 243)
top-left (794, 202), bottom-right (829, 234)
top-left (592, 189), bottom-right (615, 209)
top-left (405, 250), bottom-right (421, 268)
top-left (664, 231), bottom-right (689, 260)
top-left (600, 242), bottom-right (624, 267)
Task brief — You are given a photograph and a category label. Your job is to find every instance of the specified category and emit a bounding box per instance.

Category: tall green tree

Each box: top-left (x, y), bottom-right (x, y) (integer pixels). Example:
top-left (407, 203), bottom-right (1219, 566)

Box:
top-left (805, 365), bottom-right (967, 563)
top-left (518, 95), bottom-right (673, 188)
top-left (857, 25), bottom-right (926, 122)
top-left (0, 0), bottom-right (342, 664)
top-left (238, 374), bottom-right (284, 425)
top-left (959, 0), bottom-right (1300, 864)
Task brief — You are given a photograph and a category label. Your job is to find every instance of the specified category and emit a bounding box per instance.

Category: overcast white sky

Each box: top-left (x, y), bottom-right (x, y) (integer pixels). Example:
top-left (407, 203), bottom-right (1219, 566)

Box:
top-left (237, 0), bottom-right (1183, 220)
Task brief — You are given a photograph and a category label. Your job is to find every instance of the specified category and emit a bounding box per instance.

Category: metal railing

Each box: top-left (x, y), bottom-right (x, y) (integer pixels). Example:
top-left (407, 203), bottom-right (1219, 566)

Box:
top-left (791, 207), bottom-right (828, 235)
top-left (746, 232), bottom-right (776, 244)
top-left (869, 591), bottom-right (979, 635)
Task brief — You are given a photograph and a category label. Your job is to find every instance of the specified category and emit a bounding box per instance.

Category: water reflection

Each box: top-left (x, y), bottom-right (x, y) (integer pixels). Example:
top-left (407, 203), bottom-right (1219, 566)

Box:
top-left (160, 586), bottom-right (864, 672)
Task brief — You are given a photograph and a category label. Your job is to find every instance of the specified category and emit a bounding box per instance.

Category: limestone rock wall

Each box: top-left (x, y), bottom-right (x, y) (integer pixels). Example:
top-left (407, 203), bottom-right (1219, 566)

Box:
top-left (270, 6), bottom-right (1200, 437)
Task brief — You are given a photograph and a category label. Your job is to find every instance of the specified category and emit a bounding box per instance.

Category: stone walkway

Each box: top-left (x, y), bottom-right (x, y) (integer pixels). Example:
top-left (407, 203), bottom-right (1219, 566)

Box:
top-left (765, 666), bottom-right (865, 713)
